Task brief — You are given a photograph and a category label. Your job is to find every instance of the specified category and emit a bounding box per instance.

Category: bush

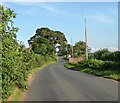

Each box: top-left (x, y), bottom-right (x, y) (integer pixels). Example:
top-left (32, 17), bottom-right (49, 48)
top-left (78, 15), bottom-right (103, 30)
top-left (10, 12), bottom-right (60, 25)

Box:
top-left (78, 59), bottom-right (104, 70)
top-left (94, 49), bottom-right (110, 60)
top-left (101, 52), bottom-right (112, 61)
top-left (1, 5), bottom-right (56, 100)
top-left (77, 58), bottom-right (119, 72)
top-left (101, 51), bottom-right (120, 61)
top-left (88, 53), bottom-right (94, 59)
top-left (2, 43), bottom-right (56, 100)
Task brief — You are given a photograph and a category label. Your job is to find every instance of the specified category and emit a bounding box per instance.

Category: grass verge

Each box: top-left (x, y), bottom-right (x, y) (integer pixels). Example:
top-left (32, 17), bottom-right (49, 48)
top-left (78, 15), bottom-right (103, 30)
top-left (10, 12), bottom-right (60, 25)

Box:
top-left (6, 60), bottom-right (57, 101)
top-left (64, 62), bottom-right (119, 81)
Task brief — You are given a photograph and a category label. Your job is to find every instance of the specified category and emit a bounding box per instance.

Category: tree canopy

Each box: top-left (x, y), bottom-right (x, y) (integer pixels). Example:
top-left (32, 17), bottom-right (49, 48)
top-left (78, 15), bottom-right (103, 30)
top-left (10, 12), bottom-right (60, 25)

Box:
top-left (66, 41), bottom-right (91, 57)
top-left (28, 28), bottom-right (67, 55)
top-left (74, 41), bottom-right (91, 57)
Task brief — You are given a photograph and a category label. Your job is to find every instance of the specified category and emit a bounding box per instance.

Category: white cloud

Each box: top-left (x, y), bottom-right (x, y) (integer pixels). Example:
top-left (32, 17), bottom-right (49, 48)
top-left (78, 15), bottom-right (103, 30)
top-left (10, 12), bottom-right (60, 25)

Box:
top-left (91, 47), bottom-right (103, 52)
top-left (92, 48), bottom-right (103, 51)
top-left (14, 2), bottom-right (45, 6)
top-left (13, 2), bottom-right (59, 14)
top-left (41, 5), bottom-right (58, 13)
top-left (88, 12), bottom-right (113, 23)
top-left (91, 47), bottom-right (118, 53)
top-left (109, 47), bottom-right (118, 50)
top-left (97, 48), bottom-right (104, 50)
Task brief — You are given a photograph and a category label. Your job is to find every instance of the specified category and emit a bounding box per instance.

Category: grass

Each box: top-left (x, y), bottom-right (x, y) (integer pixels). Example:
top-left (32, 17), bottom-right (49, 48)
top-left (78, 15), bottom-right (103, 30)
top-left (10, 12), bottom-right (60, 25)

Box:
top-left (6, 59), bottom-right (57, 101)
top-left (64, 62), bottom-right (119, 81)
top-left (6, 88), bottom-right (23, 102)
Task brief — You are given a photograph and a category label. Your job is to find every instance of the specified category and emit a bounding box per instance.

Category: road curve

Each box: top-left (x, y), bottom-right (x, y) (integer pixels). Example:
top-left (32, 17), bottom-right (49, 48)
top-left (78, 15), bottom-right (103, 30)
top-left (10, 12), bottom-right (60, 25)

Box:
top-left (22, 57), bottom-right (118, 101)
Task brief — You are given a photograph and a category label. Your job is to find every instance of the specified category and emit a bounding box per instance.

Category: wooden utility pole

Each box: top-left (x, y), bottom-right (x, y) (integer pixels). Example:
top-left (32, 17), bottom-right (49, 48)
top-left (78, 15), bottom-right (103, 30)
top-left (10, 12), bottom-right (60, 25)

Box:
top-left (85, 18), bottom-right (88, 60)
top-left (71, 38), bottom-right (74, 58)
top-left (66, 41), bottom-right (68, 57)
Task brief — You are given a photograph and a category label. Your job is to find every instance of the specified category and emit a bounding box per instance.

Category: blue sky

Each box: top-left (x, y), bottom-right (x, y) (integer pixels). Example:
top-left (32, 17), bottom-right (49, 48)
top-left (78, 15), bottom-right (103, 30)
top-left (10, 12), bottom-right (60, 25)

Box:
top-left (2, 2), bottom-right (118, 52)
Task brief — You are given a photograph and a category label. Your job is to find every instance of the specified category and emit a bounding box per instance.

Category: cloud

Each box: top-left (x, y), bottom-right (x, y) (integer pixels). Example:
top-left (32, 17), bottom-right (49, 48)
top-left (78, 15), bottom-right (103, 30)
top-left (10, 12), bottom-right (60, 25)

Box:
top-left (88, 12), bottom-right (113, 23)
top-left (41, 5), bottom-right (58, 13)
top-left (91, 47), bottom-right (103, 52)
top-left (97, 48), bottom-right (104, 50)
top-left (14, 2), bottom-right (43, 6)
top-left (109, 47), bottom-right (118, 50)
top-left (13, 2), bottom-right (59, 14)
top-left (91, 47), bottom-right (118, 53)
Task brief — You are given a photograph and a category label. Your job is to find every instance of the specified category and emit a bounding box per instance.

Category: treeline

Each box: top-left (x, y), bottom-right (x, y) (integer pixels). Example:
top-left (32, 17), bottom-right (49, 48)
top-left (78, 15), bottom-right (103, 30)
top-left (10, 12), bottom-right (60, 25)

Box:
top-left (60, 41), bottom-right (90, 58)
top-left (1, 6), bottom-right (57, 100)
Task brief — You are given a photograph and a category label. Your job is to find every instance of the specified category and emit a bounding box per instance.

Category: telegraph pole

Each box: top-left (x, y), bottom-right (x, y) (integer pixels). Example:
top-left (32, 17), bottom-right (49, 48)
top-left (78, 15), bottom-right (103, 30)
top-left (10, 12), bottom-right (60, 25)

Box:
top-left (85, 18), bottom-right (88, 60)
top-left (71, 38), bottom-right (74, 58)
top-left (66, 41), bottom-right (68, 57)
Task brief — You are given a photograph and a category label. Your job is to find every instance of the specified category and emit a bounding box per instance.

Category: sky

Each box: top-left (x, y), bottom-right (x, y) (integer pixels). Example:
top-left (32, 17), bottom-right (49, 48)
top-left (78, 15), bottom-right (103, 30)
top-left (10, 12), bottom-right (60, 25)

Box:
top-left (1, 2), bottom-right (118, 52)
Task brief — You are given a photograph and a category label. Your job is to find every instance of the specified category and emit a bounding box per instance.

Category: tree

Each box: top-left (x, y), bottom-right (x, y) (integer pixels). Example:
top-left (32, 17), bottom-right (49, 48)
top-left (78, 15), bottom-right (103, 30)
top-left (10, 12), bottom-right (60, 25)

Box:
top-left (94, 49), bottom-right (110, 60)
top-left (28, 27), bottom-right (67, 56)
top-left (66, 44), bottom-right (72, 56)
top-left (73, 41), bottom-right (91, 57)
top-left (31, 37), bottom-right (49, 55)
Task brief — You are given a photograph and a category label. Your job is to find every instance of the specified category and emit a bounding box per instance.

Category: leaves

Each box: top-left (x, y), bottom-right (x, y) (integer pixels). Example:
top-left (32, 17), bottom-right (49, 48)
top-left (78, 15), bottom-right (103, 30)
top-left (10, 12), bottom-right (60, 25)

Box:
top-left (1, 5), bottom-right (56, 100)
top-left (28, 27), bottom-right (67, 56)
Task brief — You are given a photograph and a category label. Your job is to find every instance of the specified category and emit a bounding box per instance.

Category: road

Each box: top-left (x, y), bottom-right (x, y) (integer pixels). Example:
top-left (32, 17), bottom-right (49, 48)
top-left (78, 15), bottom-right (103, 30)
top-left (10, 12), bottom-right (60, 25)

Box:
top-left (22, 57), bottom-right (118, 101)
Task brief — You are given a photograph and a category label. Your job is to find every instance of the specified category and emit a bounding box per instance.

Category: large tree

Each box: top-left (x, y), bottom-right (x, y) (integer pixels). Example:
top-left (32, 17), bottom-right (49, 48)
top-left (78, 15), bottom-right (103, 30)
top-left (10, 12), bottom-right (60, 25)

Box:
top-left (73, 41), bottom-right (91, 57)
top-left (28, 28), bottom-right (67, 55)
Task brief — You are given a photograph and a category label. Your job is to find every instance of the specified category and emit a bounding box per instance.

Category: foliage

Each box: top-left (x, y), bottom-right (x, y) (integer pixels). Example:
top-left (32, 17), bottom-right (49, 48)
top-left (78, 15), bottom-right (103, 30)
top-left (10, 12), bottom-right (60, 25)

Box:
top-left (1, 6), bottom-right (56, 100)
top-left (94, 49), bottom-right (110, 60)
top-left (93, 49), bottom-right (120, 61)
top-left (101, 51), bottom-right (120, 61)
top-left (64, 48), bottom-right (120, 81)
top-left (77, 59), bottom-right (104, 70)
top-left (63, 57), bottom-right (69, 61)
top-left (65, 59), bottom-right (119, 81)
top-left (73, 41), bottom-right (91, 57)
top-left (66, 44), bottom-right (71, 56)
top-left (32, 41), bottom-right (47, 55)
top-left (88, 53), bottom-right (94, 59)
top-left (77, 58), bottom-right (119, 71)
top-left (1, 5), bottom-right (19, 100)
top-left (74, 41), bottom-right (86, 56)
top-left (28, 28), bottom-right (67, 56)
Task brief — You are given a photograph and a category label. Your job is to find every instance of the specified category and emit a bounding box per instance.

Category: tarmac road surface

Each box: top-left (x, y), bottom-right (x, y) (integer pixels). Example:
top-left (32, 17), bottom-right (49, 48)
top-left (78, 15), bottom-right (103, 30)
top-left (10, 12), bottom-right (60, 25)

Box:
top-left (22, 57), bottom-right (118, 102)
